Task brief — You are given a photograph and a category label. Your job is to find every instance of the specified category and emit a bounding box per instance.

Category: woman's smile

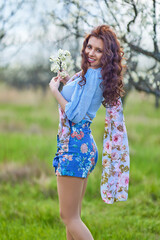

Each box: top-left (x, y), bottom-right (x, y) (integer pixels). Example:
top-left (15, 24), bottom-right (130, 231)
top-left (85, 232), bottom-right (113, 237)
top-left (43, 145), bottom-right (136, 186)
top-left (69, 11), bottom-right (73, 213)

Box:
top-left (88, 57), bottom-right (96, 63)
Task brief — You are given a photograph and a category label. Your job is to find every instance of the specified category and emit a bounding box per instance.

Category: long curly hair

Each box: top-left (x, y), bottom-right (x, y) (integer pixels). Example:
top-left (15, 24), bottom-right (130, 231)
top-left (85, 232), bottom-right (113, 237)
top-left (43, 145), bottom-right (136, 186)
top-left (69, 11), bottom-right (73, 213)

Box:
top-left (80, 25), bottom-right (126, 107)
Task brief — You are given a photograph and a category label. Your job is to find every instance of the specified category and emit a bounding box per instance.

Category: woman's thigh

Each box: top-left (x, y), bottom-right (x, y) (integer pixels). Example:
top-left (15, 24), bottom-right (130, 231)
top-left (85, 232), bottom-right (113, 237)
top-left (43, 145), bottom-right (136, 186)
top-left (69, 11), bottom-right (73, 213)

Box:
top-left (57, 176), bottom-right (85, 220)
top-left (80, 175), bottom-right (88, 202)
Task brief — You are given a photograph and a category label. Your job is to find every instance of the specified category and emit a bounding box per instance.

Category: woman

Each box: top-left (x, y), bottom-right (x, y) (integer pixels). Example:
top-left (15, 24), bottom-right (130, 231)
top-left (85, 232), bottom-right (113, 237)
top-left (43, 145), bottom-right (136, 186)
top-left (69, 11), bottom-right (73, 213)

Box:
top-left (49, 25), bottom-right (130, 240)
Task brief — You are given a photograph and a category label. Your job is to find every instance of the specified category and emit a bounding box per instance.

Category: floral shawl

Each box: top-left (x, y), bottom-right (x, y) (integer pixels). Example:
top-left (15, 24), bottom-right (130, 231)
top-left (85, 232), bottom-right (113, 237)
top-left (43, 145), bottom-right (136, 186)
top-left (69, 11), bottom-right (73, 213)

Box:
top-left (57, 72), bottom-right (130, 204)
top-left (100, 98), bottom-right (130, 204)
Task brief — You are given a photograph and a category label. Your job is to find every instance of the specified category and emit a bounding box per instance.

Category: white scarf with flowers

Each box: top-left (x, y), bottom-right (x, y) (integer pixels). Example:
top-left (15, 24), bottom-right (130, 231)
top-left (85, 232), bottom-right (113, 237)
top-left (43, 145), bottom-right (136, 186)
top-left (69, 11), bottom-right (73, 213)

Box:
top-left (100, 98), bottom-right (130, 204)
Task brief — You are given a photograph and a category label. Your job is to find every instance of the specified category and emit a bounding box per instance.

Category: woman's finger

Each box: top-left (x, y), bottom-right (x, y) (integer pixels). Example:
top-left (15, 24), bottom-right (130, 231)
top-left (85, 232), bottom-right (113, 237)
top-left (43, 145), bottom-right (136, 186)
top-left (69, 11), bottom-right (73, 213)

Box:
top-left (52, 76), bottom-right (58, 82)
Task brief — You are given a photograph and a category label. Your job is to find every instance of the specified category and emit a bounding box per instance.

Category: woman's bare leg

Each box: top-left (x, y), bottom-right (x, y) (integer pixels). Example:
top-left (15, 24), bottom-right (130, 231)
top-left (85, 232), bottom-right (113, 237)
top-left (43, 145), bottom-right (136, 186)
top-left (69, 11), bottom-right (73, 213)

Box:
top-left (66, 176), bottom-right (89, 240)
top-left (57, 175), bottom-right (94, 240)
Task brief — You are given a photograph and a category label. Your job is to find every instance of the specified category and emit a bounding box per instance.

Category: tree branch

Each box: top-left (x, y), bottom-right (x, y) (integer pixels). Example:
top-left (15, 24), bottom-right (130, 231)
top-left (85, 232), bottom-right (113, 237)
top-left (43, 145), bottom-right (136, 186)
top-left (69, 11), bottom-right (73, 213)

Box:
top-left (122, 35), bottom-right (160, 61)
top-left (103, 0), bottom-right (122, 32)
top-left (127, 0), bottom-right (138, 32)
top-left (152, 0), bottom-right (159, 53)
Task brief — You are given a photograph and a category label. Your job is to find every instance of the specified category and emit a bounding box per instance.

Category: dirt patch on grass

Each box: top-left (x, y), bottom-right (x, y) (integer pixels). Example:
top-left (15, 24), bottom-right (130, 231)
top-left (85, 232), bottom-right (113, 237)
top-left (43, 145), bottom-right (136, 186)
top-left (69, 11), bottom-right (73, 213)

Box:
top-left (0, 160), bottom-right (53, 184)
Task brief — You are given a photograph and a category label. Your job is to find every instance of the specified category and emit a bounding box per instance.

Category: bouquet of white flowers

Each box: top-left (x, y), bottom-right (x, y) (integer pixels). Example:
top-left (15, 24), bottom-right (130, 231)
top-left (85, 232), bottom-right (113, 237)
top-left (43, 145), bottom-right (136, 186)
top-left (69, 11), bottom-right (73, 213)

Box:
top-left (50, 49), bottom-right (71, 91)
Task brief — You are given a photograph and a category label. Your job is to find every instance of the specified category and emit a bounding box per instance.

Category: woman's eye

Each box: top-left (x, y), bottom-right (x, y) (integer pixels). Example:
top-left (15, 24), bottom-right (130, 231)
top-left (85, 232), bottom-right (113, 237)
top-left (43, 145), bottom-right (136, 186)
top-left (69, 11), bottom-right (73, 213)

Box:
top-left (97, 49), bottom-right (102, 53)
top-left (87, 45), bottom-right (91, 49)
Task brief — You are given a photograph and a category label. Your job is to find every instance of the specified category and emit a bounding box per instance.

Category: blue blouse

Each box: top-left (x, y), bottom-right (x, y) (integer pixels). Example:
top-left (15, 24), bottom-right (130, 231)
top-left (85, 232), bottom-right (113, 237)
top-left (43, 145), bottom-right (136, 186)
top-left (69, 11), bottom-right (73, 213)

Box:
top-left (60, 67), bottom-right (103, 123)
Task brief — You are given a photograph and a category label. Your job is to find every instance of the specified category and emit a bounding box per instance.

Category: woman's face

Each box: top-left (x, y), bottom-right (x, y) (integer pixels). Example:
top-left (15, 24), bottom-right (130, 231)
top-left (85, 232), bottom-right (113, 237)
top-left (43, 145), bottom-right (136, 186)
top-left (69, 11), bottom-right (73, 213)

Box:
top-left (85, 36), bottom-right (104, 69)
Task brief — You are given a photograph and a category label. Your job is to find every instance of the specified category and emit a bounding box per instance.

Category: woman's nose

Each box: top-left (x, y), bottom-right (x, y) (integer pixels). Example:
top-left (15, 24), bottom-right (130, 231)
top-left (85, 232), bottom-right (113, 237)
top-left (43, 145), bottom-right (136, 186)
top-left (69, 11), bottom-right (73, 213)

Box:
top-left (89, 49), bottom-right (95, 56)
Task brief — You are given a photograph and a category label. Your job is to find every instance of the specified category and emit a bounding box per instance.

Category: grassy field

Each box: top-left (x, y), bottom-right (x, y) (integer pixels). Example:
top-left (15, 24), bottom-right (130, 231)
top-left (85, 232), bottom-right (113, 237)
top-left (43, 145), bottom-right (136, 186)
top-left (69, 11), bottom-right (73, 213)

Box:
top-left (0, 83), bottom-right (160, 240)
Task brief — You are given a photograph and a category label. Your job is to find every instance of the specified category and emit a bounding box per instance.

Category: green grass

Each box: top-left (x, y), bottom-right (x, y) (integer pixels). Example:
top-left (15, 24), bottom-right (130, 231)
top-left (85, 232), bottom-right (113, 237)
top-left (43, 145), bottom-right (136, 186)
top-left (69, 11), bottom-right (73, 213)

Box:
top-left (0, 85), bottom-right (160, 240)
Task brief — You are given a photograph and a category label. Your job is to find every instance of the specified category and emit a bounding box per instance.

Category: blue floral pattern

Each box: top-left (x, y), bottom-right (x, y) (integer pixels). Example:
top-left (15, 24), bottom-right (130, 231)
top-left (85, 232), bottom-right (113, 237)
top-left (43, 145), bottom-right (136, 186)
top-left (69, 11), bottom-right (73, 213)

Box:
top-left (53, 119), bottom-right (98, 178)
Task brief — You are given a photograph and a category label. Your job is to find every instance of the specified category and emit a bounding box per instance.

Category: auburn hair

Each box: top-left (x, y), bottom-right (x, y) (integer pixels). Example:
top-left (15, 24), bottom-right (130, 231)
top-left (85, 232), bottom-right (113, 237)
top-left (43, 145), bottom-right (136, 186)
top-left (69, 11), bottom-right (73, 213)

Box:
top-left (80, 25), bottom-right (126, 107)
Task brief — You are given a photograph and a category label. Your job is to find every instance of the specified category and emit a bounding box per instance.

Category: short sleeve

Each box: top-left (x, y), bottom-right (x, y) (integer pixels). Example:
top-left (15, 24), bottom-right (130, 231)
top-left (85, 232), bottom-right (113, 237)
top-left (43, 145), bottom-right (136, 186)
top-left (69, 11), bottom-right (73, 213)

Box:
top-left (65, 68), bottom-right (102, 123)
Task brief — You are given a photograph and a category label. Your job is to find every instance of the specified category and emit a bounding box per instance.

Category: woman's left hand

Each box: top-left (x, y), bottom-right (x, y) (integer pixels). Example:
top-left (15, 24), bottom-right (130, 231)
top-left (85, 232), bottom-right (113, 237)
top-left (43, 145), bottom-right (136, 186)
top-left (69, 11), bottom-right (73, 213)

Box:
top-left (49, 75), bottom-right (60, 93)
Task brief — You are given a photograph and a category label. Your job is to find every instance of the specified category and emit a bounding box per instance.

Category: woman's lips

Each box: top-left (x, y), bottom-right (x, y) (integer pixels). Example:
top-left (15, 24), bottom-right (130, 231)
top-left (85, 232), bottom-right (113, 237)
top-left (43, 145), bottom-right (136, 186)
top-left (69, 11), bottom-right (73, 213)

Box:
top-left (88, 57), bottom-right (96, 63)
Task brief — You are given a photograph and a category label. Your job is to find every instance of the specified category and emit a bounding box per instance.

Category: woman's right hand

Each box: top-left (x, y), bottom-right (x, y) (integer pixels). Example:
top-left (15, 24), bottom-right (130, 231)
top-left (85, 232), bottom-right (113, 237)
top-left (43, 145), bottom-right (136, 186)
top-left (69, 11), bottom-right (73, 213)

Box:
top-left (58, 71), bottom-right (70, 85)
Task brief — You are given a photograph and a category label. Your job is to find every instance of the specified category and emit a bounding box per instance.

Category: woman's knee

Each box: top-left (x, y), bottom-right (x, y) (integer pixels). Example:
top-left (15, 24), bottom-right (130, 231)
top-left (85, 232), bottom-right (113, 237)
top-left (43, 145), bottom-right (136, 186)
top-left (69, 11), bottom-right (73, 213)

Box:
top-left (60, 210), bottom-right (79, 226)
top-left (59, 209), bottom-right (66, 223)
top-left (57, 176), bottom-right (84, 224)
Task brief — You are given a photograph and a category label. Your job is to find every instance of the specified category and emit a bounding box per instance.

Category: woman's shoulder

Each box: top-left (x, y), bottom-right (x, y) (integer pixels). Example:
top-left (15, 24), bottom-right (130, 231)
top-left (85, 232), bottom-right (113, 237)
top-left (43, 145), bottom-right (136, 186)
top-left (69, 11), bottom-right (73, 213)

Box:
top-left (85, 67), bottom-right (103, 86)
top-left (85, 67), bottom-right (102, 79)
top-left (75, 70), bottom-right (82, 76)
top-left (72, 70), bottom-right (82, 79)
top-left (66, 71), bottom-right (82, 85)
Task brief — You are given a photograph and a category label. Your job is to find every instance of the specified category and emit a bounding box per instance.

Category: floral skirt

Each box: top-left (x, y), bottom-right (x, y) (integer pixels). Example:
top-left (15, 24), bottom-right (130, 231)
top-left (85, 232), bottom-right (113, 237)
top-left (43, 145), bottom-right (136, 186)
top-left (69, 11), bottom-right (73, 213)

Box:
top-left (53, 119), bottom-right (98, 178)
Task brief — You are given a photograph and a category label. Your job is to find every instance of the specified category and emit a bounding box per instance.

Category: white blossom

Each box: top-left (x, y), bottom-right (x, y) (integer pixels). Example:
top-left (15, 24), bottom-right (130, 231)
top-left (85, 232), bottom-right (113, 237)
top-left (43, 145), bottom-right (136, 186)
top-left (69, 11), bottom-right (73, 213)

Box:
top-left (58, 49), bottom-right (64, 57)
top-left (149, 75), bottom-right (154, 81)
top-left (51, 63), bottom-right (59, 72)
top-left (149, 78), bottom-right (154, 84)
top-left (154, 67), bottom-right (159, 74)
top-left (64, 50), bottom-right (70, 57)
top-left (124, 74), bottom-right (129, 84)
top-left (49, 49), bottom-right (72, 75)
top-left (59, 55), bottom-right (66, 61)
top-left (59, 71), bottom-right (67, 78)
top-left (49, 56), bottom-right (56, 62)
top-left (62, 62), bottom-right (67, 71)
top-left (132, 56), bottom-right (138, 62)
top-left (138, 71), bottom-right (146, 79)
top-left (131, 71), bottom-right (139, 82)
top-left (152, 82), bottom-right (156, 88)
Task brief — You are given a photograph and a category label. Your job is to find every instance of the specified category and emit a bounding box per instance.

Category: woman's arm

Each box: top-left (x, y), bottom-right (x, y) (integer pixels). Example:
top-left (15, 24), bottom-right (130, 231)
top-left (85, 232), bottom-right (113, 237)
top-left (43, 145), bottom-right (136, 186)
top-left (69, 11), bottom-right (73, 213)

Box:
top-left (51, 88), bottom-right (68, 111)
top-left (49, 71), bottom-right (82, 111)
top-left (64, 68), bottom-right (102, 123)
top-left (49, 74), bottom-right (68, 111)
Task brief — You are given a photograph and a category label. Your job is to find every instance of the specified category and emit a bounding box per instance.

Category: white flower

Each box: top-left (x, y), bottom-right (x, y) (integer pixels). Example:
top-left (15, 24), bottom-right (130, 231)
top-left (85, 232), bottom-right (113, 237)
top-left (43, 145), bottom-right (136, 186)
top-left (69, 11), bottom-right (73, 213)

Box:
top-left (50, 63), bottom-right (59, 72)
top-left (150, 75), bottom-right (154, 81)
top-left (154, 67), bottom-right (159, 73)
top-left (132, 56), bottom-right (138, 62)
top-left (59, 55), bottom-right (66, 61)
top-left (62, 62), bottom-right (67, 70)
top-left (152, 82), bottom-right (156, 88)
top-left (124, 74), bottom-right (129, 84)
top-left (138, 71), bottom-right (146, 80)
top-left (59, 71), bottom-right (67, 78)
top-left (149, 78), bottom-right (154, 84)
top-left (50, 49), bottom-right (72, 74)
top-left (49, 56), bottom-right (56, 62)
top-left (58, 49), bottom-right (64, 57)
top-left (64, 50), bottom-right (70, 57)
top-left (131, 71), bottom-right (138, 82)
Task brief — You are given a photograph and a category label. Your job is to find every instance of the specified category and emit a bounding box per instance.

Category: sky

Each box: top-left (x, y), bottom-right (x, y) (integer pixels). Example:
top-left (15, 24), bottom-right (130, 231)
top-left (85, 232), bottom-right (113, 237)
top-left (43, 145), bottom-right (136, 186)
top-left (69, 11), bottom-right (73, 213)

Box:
top-left (1, 0), bottom-right (58, 67)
